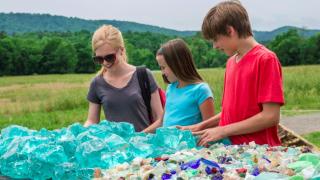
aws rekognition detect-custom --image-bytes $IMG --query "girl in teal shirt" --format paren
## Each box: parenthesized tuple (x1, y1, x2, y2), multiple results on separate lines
(143, 38, 231, 146)
(143, 38, 214, 132)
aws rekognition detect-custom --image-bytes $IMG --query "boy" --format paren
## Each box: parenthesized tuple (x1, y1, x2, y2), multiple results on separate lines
(179, 1, 284, 146)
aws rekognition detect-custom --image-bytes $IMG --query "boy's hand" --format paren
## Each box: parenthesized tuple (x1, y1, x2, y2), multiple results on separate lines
(176, 124, 201, 132)
(193, 126, 226, 147)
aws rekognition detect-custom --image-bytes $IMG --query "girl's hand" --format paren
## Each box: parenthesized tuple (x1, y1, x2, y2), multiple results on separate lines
(193, 126, 226, 147)
(176, 124, 201, 132)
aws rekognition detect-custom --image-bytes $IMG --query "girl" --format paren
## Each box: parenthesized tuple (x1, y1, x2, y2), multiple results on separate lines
(143, 38, 214, 133)
(84, 25, 163, 132)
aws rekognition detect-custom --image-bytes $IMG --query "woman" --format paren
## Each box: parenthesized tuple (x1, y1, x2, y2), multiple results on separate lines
(84, 25, 163, 132)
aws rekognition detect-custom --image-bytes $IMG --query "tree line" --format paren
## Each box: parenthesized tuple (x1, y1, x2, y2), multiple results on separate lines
(0, 29, 319, 76)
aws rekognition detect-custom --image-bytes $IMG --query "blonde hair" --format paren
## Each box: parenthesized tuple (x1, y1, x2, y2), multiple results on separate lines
(91, 25, 127, 75)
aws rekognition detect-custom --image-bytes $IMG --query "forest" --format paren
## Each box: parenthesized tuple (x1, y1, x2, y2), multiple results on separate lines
(0, 29, 319, 75)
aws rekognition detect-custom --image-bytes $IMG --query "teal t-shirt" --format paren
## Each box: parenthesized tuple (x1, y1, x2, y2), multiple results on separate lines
(163, 82, 213, 127)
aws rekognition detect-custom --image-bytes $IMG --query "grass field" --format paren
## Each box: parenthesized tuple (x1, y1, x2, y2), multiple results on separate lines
(0, 65, 319, 146)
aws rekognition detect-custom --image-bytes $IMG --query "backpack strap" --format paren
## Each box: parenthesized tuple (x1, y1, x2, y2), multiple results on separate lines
(136, 66, 152, 121)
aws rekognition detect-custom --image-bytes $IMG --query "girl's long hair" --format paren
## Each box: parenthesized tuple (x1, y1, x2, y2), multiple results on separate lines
(157, 38, 203, 84)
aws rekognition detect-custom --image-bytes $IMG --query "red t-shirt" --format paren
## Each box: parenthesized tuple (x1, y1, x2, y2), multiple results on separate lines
(220, 44, 284, 146)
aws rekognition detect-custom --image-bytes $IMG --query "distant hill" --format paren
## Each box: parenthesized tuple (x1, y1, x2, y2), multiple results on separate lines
(0, 13, 196, 36)
(254, 26, 320, 42)
(0, 13, 320, 41)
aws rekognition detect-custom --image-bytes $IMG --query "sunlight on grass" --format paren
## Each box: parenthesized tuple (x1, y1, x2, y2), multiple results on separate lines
(0, 65, 319, 131)
(303, 132, 320, 148)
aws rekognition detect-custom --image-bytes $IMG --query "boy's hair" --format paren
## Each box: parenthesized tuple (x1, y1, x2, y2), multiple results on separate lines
(202, 0, 253, 41)
(157, 38, 203, 84)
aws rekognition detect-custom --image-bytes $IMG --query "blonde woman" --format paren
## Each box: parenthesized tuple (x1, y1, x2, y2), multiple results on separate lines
(84, 25, 163, 132)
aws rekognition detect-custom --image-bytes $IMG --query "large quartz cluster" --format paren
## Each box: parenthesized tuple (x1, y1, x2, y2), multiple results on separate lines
(0, 121, 197, 179)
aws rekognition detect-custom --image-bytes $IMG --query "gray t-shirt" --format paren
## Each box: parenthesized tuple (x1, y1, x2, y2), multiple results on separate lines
(87, 68, 158, 132)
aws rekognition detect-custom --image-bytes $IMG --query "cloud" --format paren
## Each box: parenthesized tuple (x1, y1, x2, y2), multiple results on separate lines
(0, 0, 319, 31)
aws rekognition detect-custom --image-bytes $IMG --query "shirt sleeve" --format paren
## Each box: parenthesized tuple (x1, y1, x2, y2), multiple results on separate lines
(87, 77, 101, 104)
(146, 68, 158, 93)
(197, 83, 214, 106)
(257, 52, 285, 105)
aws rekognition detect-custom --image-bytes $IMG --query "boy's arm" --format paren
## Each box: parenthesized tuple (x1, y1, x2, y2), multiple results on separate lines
(177, 112, 221, 132)
(225, 103, 280, 135)
(195, 103, 280, 146)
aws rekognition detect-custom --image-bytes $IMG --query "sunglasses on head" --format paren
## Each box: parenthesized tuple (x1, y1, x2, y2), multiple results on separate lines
(92, 53, 116, 64)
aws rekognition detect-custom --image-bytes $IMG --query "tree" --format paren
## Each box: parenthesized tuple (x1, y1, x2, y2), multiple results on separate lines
(0, 37, 15, 75)
(74, 41, 96, 73)
(53, 41, 77, 73)
(206, 50, 227, 67)
(38, 37, 77, 74)
(129, 48, 155, 68)
(0, 31, 7, 39)
(268, 29, 303, 66)
(300, 33, 320, 65)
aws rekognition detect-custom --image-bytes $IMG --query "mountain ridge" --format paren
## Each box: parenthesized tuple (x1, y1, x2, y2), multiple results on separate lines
(1, 12, 319, 41)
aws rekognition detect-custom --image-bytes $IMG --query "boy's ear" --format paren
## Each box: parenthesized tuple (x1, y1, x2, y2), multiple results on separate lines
(226, 26, 237, 37)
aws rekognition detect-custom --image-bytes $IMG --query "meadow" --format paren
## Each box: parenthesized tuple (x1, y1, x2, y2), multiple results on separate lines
(0, 65, 319, 145)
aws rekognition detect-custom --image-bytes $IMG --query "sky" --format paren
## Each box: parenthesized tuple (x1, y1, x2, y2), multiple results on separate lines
(0, 0, 319, 31)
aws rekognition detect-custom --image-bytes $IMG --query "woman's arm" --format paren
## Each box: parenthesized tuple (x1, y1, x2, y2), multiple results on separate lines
(142, 90, 164, 133)
(150, 89, 163, 121)
(142, 115, 163, 133)
(84, 102, 101, 127)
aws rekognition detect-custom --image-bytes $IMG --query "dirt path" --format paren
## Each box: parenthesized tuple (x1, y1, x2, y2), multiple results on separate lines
(280, 113, 320, 135)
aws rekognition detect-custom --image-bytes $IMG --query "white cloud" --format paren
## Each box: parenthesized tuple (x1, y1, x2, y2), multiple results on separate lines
(0, 0, 319, 31)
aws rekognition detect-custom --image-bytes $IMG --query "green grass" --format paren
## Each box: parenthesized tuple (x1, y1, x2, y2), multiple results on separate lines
(282, 65, 320, 111)
(0, 108, 88, 130)
(0, 74, 92, 87)
(303, 132, 320, 148)
(0, 65, 319, 140)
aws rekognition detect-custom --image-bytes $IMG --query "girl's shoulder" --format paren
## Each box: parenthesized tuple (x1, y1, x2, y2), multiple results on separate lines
(167, 81, 178, 89)
(193, 82, 213, 99)
(197, 82, 210, 88)
(190, 82, 210, 90)
(188, 82, 212, 95)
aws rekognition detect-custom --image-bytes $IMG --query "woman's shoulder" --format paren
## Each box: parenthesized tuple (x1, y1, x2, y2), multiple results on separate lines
(135, 66, 152, 75)
(144, 67, 155, 77)
(90, 74, 104, 85)
(93, 74, 103, 80)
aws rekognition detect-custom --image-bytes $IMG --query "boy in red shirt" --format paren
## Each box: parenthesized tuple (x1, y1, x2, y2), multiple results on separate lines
(179, 1, 284, 146)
